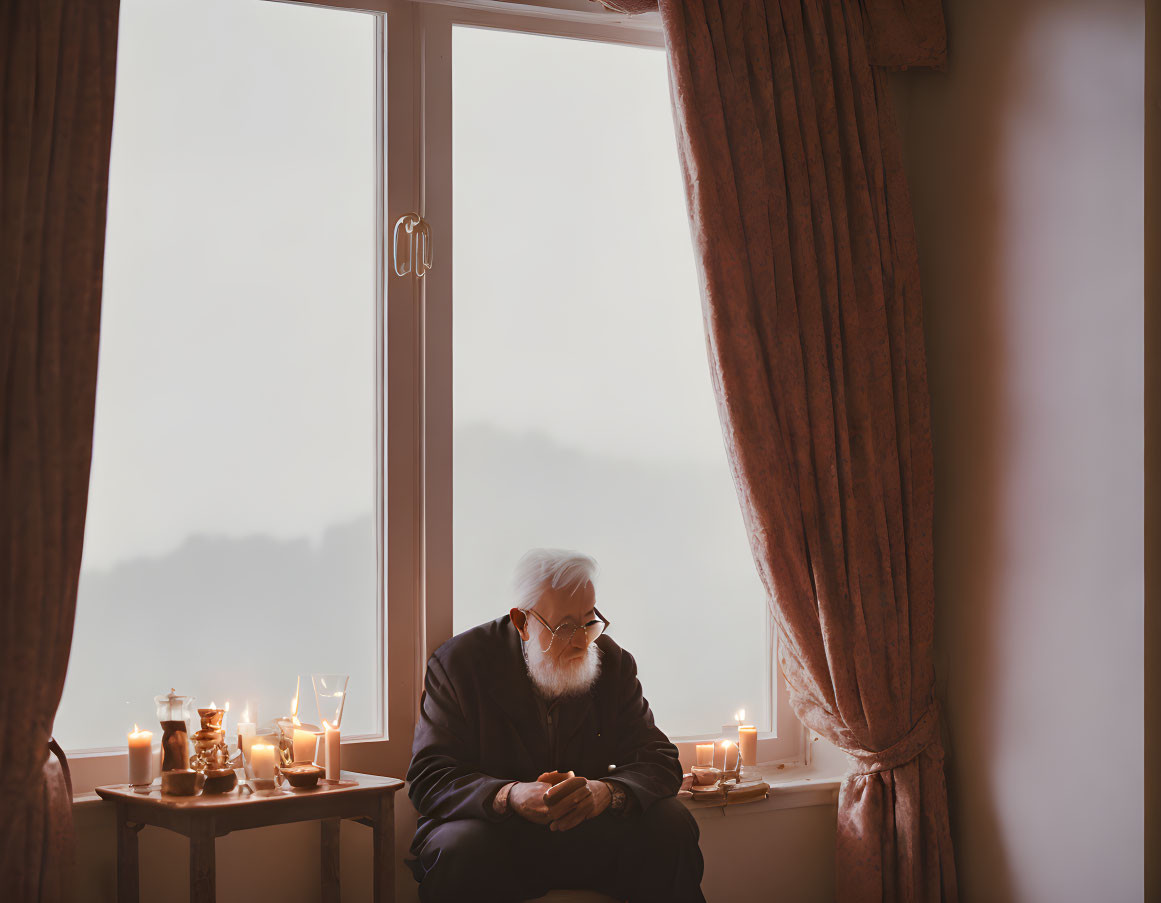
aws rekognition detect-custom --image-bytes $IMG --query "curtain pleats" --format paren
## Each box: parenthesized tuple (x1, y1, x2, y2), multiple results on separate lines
(1, 1, 120, 899)
(657, 0, 956, 899)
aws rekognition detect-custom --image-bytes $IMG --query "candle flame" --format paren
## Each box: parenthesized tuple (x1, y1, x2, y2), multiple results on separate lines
(292, 714, 301, 726)
(721, 740, 733, 749)
(133, 723, 139, 733)
(225, 701, 230, 713)
(322, 719, 332, 731)
(735, 708, 745, 722)
(290, 695, 298, 718)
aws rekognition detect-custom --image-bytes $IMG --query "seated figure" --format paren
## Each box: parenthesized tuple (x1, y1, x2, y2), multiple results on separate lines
(406, 549, 705, 903)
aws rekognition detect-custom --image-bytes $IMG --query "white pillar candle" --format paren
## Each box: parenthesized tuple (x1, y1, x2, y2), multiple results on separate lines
(738, 725, 758, 768)
(251, 743, 277, 781)
(719, 740, 735, 771)
(237, 722, 256, 756)
(324, 722, 341, 781)
(293, 728, 315, 764)
(128, 726, 153, 786)
(695, 743, 715, 766)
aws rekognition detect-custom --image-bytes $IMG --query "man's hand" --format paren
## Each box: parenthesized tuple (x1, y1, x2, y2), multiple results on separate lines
(508, 780, 556, 824)
(536, 770, 574, 786)
(543, 776, 612, 832)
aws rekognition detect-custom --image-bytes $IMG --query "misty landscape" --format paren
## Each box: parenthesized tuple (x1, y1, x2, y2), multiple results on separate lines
(58, 421, 767, 750)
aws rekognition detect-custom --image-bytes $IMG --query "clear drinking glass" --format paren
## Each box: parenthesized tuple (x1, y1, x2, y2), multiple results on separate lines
(312, 674, 349, 729)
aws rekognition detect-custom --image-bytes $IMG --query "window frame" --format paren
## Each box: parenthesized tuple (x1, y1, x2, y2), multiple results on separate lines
(68, 0, 425, 793)
(415, 0, 807, 768)
(67, 0, 804, 794)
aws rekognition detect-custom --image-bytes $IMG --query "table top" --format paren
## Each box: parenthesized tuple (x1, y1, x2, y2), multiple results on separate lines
(95, 770, 403, 811)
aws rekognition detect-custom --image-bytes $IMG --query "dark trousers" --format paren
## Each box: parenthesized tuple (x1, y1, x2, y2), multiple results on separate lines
(408, 796, 706, 903)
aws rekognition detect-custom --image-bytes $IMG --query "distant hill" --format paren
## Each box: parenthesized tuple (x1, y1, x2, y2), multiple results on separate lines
(452, 423, 769, 737)
(57, 423, 768, 749)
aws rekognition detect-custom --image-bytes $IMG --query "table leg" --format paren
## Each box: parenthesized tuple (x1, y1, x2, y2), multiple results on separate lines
(189, 818, 216, 903)
(321, 818, 341, 903)
(372, 794, 395, 903)
(115, 805, 142, 903)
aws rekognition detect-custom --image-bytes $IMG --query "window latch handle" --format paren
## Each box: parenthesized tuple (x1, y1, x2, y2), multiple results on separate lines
(393, 212, 433, 278)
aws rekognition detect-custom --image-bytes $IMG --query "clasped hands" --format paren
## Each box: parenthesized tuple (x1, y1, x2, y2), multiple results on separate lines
(509, 770, 611, 832)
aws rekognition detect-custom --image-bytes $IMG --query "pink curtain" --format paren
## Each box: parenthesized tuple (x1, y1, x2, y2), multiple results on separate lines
(596, 0, 957, 898)
(1, 1, 120, 898)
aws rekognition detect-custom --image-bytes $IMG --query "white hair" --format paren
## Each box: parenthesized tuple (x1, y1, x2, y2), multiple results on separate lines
(512, 548, 598, 611)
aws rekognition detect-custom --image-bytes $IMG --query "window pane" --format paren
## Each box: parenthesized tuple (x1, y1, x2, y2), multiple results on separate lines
(56, 0, 378, 750)
(451, 27, 767, 737)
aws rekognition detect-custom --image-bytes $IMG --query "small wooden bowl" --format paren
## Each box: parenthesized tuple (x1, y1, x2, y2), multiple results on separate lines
(280, 764, 323, 788)
(161, 769, 200, 796)
(690, 765, 723, 787)
(202, 768, 238, 794)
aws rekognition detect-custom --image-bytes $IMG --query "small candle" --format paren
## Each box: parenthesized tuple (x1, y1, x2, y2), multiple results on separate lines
(738, 724, 758, 768)
(251, 743, 277, 781)
(237, 720, 257, 756)
(293, 728, 315, 764)
(695, 743, 715, 766)
(324, 721, 340, 781)
(128, 725, 153, 786)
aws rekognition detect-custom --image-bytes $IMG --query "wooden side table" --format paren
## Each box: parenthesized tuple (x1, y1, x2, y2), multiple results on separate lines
(95, 771, 405, 903)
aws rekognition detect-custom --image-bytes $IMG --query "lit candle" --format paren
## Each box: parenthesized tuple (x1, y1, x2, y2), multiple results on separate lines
(738, 725, 758, 769)
(293, 728, 315, 764)
(719, 740, 735, 772)
(237, 705, 256, 754)
(324, 721, 340, 781)
(128, 725, 153, 786)
(695, 743, 715, 766)
(735, 708, 757, 769)
(251, 743, 277, 781)
(237, 720, 257, 757)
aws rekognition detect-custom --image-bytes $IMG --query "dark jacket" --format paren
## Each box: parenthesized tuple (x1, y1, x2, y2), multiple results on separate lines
(406, 615, 682, 849)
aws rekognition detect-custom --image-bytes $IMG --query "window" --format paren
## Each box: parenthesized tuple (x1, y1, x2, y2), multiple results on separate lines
(62, 0, 804, 782)
(58, 0, 382, 753)
(448, 26, 769, 738)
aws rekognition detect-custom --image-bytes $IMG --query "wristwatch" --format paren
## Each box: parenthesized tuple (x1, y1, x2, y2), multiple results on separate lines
(601, 779, 628, 814)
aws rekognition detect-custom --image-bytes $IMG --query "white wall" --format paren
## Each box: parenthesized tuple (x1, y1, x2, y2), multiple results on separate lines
(901, 1, 1146, 900)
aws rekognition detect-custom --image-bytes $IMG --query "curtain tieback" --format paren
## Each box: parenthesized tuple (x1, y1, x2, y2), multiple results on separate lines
(844, 702, 941, 776)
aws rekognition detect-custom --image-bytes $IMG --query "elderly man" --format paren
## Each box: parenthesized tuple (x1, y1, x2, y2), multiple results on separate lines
(406, 549, 705, 903)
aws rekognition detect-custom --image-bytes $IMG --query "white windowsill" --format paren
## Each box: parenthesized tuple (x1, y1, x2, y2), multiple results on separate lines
(681, 761, 843, 821)
(72, 763, 844, 812)
(74, 743, 850, 815)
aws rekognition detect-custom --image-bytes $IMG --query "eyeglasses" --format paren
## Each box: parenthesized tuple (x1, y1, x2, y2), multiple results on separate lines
(518, 607, 609, 653)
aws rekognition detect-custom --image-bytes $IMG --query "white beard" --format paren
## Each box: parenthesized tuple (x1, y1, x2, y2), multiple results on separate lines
(524, 639, 602, 699)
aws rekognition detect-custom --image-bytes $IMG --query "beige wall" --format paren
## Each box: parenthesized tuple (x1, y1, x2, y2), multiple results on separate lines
(900, 0, 1147, 900)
